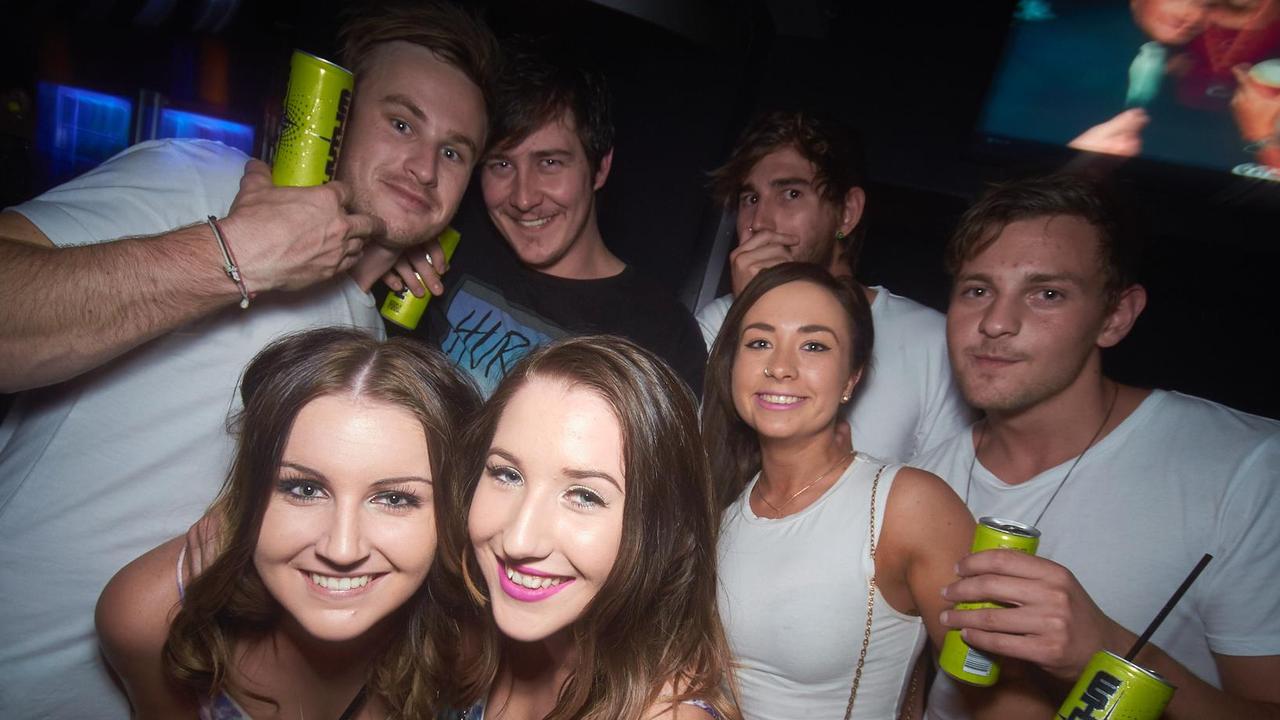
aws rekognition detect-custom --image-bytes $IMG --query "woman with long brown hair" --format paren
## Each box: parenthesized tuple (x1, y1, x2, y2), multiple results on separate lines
(95, 327, 480, 719)
(437, 335, 739, 720)
(703, 263, 979, 719)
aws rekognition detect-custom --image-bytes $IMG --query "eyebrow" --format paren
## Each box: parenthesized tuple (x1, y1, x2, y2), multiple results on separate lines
(381, 93, 478, 155)
(741, 321, 837, 338)
(738, 177, 812, 195)
(487, 447, 624, 494)
(956, 271, 1088, 287)
(279, 462, 431, 487)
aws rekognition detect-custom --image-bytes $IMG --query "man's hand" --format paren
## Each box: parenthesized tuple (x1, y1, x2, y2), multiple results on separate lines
(728, 228, 800, 295)
(1068, 109, 1150, 158)
(217, 159, 386, 294)
(940, 549, 1130, 680)
(1231, 65, 1280, 149)
(381, 236, 448, 298)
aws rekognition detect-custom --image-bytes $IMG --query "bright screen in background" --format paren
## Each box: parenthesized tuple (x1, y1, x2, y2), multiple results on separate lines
(979, 0, 1280, 182)
(157, 109, 254, 155)
(35, 82, 132, 182)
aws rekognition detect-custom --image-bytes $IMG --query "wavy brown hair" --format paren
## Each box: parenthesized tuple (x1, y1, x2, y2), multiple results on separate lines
(163, 327, 481, 718)
(435, 335, 740, 720)
(701, 263, 874, 509)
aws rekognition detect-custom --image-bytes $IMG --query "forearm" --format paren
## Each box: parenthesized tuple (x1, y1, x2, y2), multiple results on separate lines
(1123, 638, 1280, 720)
(0, 225, 242, 391)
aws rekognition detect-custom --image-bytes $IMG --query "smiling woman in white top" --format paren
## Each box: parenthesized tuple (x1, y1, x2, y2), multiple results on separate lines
(702, 263, 982, 720)
(437, 336, 739, 720)
(95, 328, 481, 719)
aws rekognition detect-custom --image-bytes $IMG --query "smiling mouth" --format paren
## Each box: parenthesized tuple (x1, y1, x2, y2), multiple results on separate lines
(303, 571, 383, 596)
(496, 560, 573, 602)
(384, 180, 433, 210)
(756, 393, 806, 408)
(511, 214, 555, 229)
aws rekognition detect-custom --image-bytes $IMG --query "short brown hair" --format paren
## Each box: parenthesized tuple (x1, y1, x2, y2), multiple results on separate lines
(710, 110, 867, 257)
(486, 39, 615, 174)
(339, 1, 499, 105)
(946, 174, 1141, 306)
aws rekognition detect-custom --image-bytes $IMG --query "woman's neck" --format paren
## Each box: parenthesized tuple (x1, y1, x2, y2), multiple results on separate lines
(488, 632, 577, 719)
(757, 428, 849, 497)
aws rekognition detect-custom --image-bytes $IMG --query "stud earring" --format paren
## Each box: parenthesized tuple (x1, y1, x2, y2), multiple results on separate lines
(841, 393, 850, 403)
(836, 230, 846, 240)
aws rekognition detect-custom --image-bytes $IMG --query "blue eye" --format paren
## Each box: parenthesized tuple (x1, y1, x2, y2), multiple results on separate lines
(565, 486, 606, 509)
(801, 341, 829, 352)
(486, 463, 522, 487)
(374, 489, 422, 510)
(277, 478, 326, 503)
(391, 118, 411, 134)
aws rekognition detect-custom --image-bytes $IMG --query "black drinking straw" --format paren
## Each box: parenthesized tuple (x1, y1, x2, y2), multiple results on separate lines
(1125, 553, 1213, 661)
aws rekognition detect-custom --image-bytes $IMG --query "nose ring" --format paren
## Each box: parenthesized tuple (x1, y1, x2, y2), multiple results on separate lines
(763, 367, 774, 378)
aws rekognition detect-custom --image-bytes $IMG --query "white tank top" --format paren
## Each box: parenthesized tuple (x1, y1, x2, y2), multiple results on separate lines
(718, 453, 927, 719)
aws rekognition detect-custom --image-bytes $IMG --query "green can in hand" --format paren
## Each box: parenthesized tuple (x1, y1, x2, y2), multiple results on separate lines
(938, 516, 1041, 686)
(381, 228, 461, 330)
(1056, 650, 1174, 720)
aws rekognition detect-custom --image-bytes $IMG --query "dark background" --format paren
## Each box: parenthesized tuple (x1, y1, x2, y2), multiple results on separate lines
(2, 0, 1277, 418)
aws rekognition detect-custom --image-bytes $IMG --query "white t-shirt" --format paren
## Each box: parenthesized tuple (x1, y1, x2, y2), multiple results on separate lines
(718, 454, 927, 719)
(0, 140, 382, 719)
(914, 390, 1280, 719)
(697, 287, 972, 462)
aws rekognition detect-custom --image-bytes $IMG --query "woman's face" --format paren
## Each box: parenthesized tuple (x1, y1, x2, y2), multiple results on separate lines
(254, 394, 436, 643)
(731, 280, 859, 443)
(469, 377, 625, 644)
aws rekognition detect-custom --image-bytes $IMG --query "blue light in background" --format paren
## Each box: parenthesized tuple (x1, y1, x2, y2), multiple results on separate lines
(36, 82, 133, 180)
(157, 108, 254, 154)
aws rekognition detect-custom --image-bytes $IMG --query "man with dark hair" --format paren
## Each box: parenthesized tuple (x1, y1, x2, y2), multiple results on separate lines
(0, 3, 495, 715)
(917, 174, 1280, 719)
(390, 44, 705, 396)
(695, 110, 971, 462)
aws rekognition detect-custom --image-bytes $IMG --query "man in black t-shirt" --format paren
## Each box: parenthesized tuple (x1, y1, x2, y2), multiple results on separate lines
(387, 44, 705, 397)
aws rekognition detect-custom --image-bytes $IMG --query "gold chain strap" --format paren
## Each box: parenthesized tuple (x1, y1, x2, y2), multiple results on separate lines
(843, 463, 886, 720)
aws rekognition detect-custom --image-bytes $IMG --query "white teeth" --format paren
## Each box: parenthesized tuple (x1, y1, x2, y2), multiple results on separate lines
(760, 393, 802, 405)
(310, 573, 371, 590)
(518, 217, 551, 228)
(504, 566, 564, 590)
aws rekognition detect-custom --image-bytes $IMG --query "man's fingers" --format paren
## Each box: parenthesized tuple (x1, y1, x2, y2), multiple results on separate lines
(345, 212, 385, 241)
(943, 573, 1049, 607)
(395, 257, 428, 297)
(957, 548, 1056, 579)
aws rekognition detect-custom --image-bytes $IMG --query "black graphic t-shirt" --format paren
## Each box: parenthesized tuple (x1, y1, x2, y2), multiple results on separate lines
(407, 230, 706, 399)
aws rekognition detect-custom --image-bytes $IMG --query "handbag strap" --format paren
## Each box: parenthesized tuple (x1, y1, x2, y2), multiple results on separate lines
(843, 463, 887, 720)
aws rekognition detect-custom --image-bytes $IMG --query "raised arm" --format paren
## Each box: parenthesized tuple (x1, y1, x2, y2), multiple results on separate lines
(0, 154, 383, 393)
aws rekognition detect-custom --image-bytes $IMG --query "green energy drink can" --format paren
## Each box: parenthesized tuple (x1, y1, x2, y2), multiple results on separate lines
(939, 517, 1042, 686)
(1056, 651, 1174, 720)
(380, 227, 462, 330)
(272, 50, 353, 187)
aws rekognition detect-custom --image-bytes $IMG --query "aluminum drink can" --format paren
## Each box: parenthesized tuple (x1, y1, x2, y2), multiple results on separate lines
(1055, 650, 1174, 720)
(272, 50, 353, 187)
(938, 516, 1042, 686)
(380, 227, 462, 330)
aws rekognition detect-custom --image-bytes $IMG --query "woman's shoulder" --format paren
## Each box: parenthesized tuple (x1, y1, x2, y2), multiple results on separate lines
(96, 535, 185, 666)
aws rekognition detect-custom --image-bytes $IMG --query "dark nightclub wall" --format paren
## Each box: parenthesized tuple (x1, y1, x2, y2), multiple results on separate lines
(2, 0, 1277, 418)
